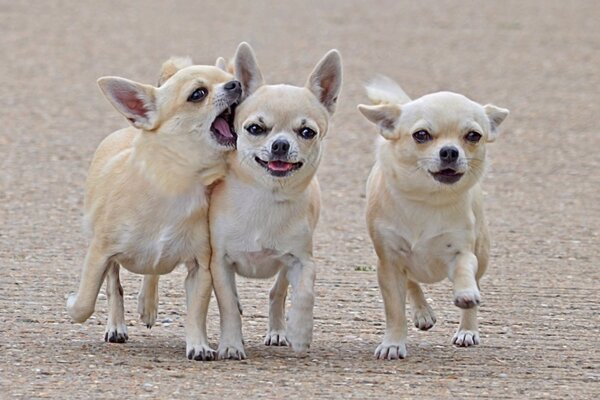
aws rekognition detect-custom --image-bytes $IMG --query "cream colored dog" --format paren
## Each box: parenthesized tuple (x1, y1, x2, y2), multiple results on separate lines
(209, 43, 342, 360)
(358, 76, 508, 360)
(66, 56, 242, 361)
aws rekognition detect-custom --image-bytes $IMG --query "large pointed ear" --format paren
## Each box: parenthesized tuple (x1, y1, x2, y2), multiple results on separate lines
(357, 103, 402, 140)
(306, 50, 342, 114)
(233, 42, 264, 98)
(483, 104, 509, 142)
(97, 77, 159, 131)
(158, 56, 193, 87)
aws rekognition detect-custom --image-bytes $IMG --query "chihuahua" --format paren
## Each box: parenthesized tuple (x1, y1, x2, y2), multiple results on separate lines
(208, 43, 342, 360)
(358, 76, 508, 359)
(66, 56, 242, 361)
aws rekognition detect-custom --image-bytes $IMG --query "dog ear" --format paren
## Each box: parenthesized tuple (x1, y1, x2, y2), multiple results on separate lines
(483, 104, 509, 142)
(158, 56, 193, 87)
(234, 42, 264, 97)
(306, 50, 343, 114)
(215, 57, 228, 72)
(357, 104, 401, 140)
(97, 77, 159, 131)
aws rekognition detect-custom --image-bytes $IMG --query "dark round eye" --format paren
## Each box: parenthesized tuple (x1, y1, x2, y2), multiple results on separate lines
(187, 88, 208, 103)
(298, 127, 317, 139)
(412, 130, 432, 143)
(465, 131, 482, 143)
(246, 124, 266, 135)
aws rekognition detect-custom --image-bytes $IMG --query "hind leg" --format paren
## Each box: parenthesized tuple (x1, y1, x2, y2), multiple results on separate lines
(67, 241, 111, 323)
(407, 280, 436, 331)
(105, 262, 128, 343)
(138, 275, 160, 329)
(264, 270, 289, 346)
(185, 260, 215, 361)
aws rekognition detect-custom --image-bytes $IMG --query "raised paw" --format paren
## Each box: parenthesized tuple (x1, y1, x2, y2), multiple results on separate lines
(217, 343, 246, 360)
(413, 305, 436, 331)
(452, 330, 480, 347)
(104, 324, 128, 343)
(375, 341, 407, 360)
(186, 344, 216, 361)
(137, 296, 158, 329)
(453, 289, 481, 309)
(264, 330, 289, 346)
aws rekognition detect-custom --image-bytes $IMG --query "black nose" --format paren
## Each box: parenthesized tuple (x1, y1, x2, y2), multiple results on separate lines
(271, 139, 290, 157)
(439, 146, 459, 164)
(224, 80, 241, 92)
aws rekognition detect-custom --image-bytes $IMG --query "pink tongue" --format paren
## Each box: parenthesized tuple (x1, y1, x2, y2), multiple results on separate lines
(213, 117, 234, 138)
(268, 161, 294, 171)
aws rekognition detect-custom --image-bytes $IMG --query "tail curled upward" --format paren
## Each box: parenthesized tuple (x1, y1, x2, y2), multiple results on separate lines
(364, 75, 411, 105)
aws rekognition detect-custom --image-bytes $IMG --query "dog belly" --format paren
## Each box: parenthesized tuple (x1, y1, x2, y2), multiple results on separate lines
(229, 250, 284, 279)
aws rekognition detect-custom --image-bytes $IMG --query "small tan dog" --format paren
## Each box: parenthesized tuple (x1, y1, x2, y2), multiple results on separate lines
(208, 43, 342, 359)
(66, 56, 242, 361)
(358, 76, 508, 360)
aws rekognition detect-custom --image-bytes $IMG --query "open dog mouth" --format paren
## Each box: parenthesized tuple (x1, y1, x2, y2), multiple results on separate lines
(255, 157, 303, 177)
(210, 103, 237, 147)
(430, 168, 464, 184)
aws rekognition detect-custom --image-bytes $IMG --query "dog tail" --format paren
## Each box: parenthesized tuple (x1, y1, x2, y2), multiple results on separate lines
(158, 56, 193, 87)
(365, 75, 411, 105)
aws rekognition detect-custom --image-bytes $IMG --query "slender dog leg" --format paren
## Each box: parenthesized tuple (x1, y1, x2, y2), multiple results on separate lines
(264, 271, 289, 346)
(450, 252, 481, 309)
(407, 280, 436, 331)
(105, 262, 128, 343)
(375, 259, 408, 360)
(453, 307, 480, 346)
(285, 255, 316, 354)
(67, 242, 111, 323)
(184, 259, 215, 361)
(212, 253, 246, 360)
(137, 275, 160, 328)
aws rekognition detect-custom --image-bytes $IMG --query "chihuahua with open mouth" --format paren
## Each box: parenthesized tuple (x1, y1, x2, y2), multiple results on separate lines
(358, 76, 508, 360)
(208, 43, 342, 360)
(66, 55, 242, 361)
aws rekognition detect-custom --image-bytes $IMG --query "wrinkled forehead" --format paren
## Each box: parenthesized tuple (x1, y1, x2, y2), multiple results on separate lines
(238, 84, 328, 126)
(402, 92, 488, 131)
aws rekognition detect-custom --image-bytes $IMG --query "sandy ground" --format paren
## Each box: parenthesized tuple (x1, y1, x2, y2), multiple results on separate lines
(1, 1, 599, 398)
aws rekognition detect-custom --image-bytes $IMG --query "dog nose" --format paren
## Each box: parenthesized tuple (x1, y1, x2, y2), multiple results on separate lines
(224, 80, 241, 92)
(439, 146, 459, 163)
(271, 139, 290, 157)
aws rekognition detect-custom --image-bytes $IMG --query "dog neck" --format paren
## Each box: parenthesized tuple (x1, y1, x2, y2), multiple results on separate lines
(131, 132, 226, 194)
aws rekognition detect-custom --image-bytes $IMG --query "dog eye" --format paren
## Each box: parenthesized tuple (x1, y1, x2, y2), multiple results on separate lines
(298, 127, 317, 139)
(465, 131, 482, 143)
(412, 130, 432, 143)
(187, 88, 208, 103)
(246, 124, 266, 135)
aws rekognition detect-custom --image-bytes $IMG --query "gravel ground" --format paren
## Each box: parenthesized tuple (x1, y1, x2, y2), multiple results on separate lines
(1, 1, 599, 398)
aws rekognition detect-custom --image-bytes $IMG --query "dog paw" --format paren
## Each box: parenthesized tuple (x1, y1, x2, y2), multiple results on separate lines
(374, 341, 407, 360)
(452, 330, 480, 347)
(453, 289, 481, 309)
(186, 344, 216, 361)
(413, 305, 436, 331)
(137, 295, 158, 329)
(217, 342, 246, 360)
(264, 330, 289, 346)
(104, 323, 128, 343)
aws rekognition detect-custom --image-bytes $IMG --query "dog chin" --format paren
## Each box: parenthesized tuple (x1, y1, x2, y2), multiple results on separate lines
(255, 156, 303, 177)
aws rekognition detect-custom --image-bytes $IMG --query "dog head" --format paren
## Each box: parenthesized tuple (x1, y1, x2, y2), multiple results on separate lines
(98, 57, 243, 159)
(358, 76, 508, 195)
(229, 43, 342, 190)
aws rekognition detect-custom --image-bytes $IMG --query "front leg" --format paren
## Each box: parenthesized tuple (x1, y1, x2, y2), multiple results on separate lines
(284, 255, 316, 355)
(264, 271, 289, 346)
(105, 262, 128, 343)
(211, 253, 246, 360)
(375, 258, 408, 360)
(449, 252, 481, 347)
(184, 259, 215, 361)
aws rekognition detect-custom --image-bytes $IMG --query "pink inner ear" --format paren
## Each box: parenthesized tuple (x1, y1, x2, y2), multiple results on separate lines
(119, 91, 148, 117)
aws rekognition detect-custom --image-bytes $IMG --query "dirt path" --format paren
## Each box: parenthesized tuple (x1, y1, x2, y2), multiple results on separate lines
(1, 1, 598, 398)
